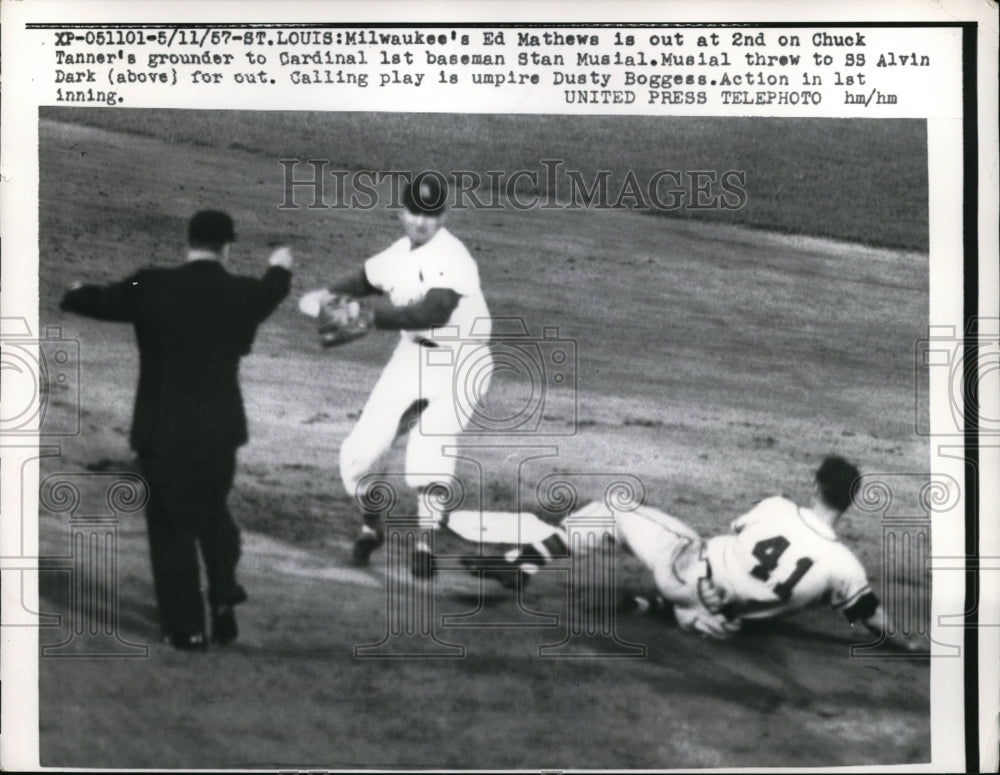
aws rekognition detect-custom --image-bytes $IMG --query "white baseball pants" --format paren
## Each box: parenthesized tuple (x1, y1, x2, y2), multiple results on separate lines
(570, 501, 740, 639)
(339, 336, 490, 497)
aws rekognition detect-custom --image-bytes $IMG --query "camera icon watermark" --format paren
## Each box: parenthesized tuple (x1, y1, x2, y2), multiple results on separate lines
(418, 316, 579, 435)
(0, 318, 81, 437)
(915, 317, 999, 436)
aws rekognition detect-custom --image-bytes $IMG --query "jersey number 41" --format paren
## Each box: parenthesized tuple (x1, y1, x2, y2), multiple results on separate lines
(749, 536, 815, 601)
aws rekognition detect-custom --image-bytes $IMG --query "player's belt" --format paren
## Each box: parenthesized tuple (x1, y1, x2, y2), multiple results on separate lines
(697, 543, 712, 581)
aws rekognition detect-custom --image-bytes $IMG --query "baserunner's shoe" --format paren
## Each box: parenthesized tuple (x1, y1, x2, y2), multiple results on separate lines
(618, 590, 669, 617)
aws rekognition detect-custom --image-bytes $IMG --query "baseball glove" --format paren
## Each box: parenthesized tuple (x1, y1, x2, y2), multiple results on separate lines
(317, 293, 374, 347)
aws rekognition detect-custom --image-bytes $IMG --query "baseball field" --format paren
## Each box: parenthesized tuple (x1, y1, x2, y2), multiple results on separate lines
(35, 108, 931, 768)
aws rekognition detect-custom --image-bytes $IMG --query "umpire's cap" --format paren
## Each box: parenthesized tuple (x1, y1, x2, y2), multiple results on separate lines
(402, 173, 448, 217)
(188, 210, 236, 248)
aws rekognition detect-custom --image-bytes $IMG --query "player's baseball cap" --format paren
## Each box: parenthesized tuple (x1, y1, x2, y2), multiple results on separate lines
(188, 210, 236, 248)
(403, 173, 448, 217)
(815, 455, 861, 512)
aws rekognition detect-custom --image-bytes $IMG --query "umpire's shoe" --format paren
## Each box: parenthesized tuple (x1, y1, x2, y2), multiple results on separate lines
(165, 630, 208, 651)
(211, 605, 239, 645)
(351, 525, 384, 567)
(207, 583, 247, 645)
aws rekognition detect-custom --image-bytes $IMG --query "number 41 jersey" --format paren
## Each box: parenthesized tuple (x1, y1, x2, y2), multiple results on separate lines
(704, 496, 874, 622)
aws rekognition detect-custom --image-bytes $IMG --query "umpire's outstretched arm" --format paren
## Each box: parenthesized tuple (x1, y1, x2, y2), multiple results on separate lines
(60, 276, 141, 322)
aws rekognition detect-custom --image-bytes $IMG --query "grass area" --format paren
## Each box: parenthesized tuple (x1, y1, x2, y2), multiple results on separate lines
(42, 108, 928, 251)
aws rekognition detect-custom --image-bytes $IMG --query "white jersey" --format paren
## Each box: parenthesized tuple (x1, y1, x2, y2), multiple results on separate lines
(364, 226, 490, 344)
(704, 496, 871, 621)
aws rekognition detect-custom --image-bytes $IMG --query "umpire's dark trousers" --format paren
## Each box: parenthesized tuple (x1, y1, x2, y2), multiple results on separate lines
(138, 450, 241, 638)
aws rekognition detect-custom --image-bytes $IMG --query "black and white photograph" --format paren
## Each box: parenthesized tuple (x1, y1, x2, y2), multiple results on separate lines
(1, 2, 997, 772)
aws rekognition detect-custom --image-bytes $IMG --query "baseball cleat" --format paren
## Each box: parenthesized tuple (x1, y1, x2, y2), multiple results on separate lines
(411, 541, 434, 580)
(457, 554, 528, 591)
(351, 526, 384, 567)
(617, 592, 648, 615)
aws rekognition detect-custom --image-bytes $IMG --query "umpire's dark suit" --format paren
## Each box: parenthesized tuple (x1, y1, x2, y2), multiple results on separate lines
(61, 216, 291, 647)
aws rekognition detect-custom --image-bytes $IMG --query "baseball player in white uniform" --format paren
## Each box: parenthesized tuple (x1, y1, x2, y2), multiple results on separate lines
(301, 174, 492, 572)
(567, 456, 922, 650)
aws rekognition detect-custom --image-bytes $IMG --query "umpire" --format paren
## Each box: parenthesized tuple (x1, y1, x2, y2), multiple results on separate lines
(60, 210, 293, 650)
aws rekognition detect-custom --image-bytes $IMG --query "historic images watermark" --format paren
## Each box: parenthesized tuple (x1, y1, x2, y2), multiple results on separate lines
(277, 163, 748, 212)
